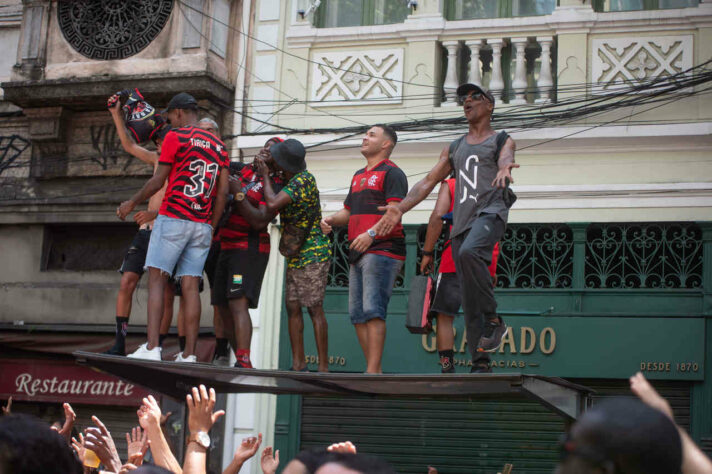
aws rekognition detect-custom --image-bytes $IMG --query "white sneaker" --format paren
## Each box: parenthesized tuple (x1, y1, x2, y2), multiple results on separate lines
(213, 355, 230, 366)
(174, 353, 197, 363)
(127, 343, 162, 361)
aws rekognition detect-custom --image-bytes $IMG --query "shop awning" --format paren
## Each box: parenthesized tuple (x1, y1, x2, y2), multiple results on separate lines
(74, 352, 593, 420)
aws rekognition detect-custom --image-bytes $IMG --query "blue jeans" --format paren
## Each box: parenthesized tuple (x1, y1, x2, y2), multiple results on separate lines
(348, 253, 404, 324)
(144, 215, 213, 278)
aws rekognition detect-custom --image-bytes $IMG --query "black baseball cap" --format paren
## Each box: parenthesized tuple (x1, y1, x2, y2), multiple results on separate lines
(456, 83, 495, 107)
(162, 92, 198, 113)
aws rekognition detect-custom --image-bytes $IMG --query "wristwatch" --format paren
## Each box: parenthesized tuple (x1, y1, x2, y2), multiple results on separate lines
(189, 431, 211, 449)
(367, 229, 376, 239)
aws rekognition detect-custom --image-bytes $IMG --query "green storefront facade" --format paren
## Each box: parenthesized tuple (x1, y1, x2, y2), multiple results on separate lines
(273, 222, 712, 473)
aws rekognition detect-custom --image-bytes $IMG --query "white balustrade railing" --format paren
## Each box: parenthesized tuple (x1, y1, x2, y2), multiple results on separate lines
(441, 36, 556, 106)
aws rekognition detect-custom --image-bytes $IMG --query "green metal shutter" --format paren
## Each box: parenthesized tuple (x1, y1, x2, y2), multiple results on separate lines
(300, 396, 565, 474)
(300, 380, 691, 474)
(572, 379, 691, 431)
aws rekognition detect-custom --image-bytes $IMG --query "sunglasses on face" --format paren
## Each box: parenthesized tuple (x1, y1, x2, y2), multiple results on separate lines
(459, 91, 487, 104)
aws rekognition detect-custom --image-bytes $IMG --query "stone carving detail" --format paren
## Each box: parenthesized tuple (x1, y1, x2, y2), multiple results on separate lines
(311, 49, 403, 106)
(57, 0, 173, 60)
(592, 36, 692, 92)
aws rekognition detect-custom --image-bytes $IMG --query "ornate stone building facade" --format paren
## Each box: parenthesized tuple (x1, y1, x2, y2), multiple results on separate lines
(0, 1, 263, 472)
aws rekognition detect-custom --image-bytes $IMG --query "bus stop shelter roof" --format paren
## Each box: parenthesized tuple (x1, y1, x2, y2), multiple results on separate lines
(74, 352, 592, 420)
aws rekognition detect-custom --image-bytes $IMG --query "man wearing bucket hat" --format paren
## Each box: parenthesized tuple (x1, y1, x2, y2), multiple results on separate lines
(373, 83, 519, 373)
(255, 139, 331, 372)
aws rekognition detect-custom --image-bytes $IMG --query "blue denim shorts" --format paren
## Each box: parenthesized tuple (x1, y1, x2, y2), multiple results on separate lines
(348, 253, 404, 324)
(144, 215, 213, 278)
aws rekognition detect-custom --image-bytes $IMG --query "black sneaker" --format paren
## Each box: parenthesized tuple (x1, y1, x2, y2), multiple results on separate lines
(103, 345, 125, 356)
(470, 361, 492, 374)
(477, 317, 507, 353)
(440, 357, 455, 374)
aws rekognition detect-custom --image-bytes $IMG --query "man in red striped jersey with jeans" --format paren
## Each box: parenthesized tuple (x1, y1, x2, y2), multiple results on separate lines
(321, 124, 407, 374)
(117, 92, 229, 362)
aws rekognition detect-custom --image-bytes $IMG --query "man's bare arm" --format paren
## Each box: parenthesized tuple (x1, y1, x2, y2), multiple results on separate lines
(235, 200, 276, 230)
(420, 183, 451, 275)
(373, 147, 452, 235)
(320, 208, 351, 235)
(108, 101, 157, 166)
(211, 169, 229, 229)
(117, 164, 171, 220)
(492, 137, 519, 189)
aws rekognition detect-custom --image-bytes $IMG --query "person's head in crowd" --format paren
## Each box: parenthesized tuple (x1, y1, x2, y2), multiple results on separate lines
(268, 138, 306, 178)
(256, 136, 284, 171)
(555, 398, 682, 474)
(314, 452, 397, 474)
(198, 117, 220, 137)
(0, 414, 82, 474)
(360, 124, 397, 159)
(162, 92, 199, 128)
(457, 83, 495, 124)
(151, 123, 172, 155)
(281, 448, 325, 474)
(282, 450, 396, 474)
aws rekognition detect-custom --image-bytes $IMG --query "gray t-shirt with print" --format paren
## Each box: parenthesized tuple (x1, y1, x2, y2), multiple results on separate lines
(449, 132, 509, 239)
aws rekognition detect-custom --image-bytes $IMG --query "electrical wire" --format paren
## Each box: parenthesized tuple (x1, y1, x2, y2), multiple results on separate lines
(179, 0, 441, 90)
(176, 2, 370, 129)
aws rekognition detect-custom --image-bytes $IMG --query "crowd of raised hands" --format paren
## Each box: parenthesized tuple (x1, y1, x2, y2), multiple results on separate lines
(0, 385, 283, 474)
(2, 373, 710, 474)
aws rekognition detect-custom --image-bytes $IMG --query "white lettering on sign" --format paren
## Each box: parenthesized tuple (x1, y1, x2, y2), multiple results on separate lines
(14, 373, 135, 398)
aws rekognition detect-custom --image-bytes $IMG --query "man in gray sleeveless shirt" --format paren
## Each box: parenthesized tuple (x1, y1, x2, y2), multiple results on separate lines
(374, 83, 519, 372)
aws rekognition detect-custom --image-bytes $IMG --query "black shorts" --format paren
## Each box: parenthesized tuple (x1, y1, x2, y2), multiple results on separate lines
(203, 240, 221, 289)
(211, 249, 269, 309)
(172, 274, 205, 296)
(430, 272, 461, 317)
(119, 229, 151, 275)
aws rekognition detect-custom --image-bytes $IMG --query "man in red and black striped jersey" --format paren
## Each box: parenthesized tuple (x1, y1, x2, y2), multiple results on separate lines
(117, 92, 229, 362)
(321, 124, 407, 374)
(211, 137, 284, 369)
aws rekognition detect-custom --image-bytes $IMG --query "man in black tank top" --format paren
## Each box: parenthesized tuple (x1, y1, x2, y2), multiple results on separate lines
(373, 83, 519, 373)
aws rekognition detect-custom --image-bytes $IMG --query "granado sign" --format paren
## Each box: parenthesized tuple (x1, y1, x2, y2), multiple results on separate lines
(301, 314, 705, 380)
(0, 359, 151, 406)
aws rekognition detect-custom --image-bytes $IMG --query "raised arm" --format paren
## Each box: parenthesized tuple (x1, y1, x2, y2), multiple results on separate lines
(492, 137, 519, 188)
(255, 160, 292, 213)
(420, 182, 452, 275)
(138, 395, 182, 474)
(117, 164, 171, 220)
(373, 147, 452, 235)
(183, 385, 225, 474)
(108, 95, 157, 166)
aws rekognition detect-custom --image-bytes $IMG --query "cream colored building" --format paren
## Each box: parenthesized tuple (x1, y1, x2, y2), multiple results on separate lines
(239, 0, 712, 470)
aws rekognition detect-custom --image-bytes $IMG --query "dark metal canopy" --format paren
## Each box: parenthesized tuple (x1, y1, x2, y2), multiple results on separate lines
(74, 351, 592, 420)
